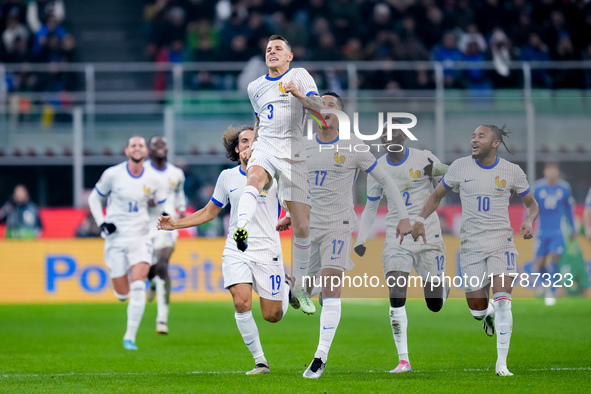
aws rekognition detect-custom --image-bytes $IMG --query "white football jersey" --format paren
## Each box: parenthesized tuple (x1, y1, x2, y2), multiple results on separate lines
(305, 134, 378, 231)
(367, 148, 444, 245)
(442, 156, 531, 254)
(211, 165, 282, 262)
(144, 160, 187, 236)
(94, 162, 167, 240)
(248, 68, 318, 161)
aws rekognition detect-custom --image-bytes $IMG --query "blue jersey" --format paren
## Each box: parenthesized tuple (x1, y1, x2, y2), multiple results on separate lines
(533, 178, 575, 237)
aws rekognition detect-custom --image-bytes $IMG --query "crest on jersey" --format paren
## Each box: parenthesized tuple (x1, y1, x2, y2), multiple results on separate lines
(334, 152, 346, 167)
(257, 189, 269, 204)
(143, 186, 152, 194)
(409, 168, 421, 179)
(495, 176, 507, 192)
(278, 82, 288, 97)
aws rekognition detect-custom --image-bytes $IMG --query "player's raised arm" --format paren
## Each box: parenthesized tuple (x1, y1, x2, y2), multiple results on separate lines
(158, 200, 222, 231)
(283, 68, 323, 112)
(518, 191, 538, 240)
(412, 181, 450, 244)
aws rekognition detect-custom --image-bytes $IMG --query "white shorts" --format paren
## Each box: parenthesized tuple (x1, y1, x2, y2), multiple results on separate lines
(151, 230, 178, 263)
(222, 254, 285, 301)
(460, 248, 519, 292)
(247, 146, 310, 206)
(308, 228, 355, 277)
(382, 242, 446, 281)
(104, 237, 154, 279)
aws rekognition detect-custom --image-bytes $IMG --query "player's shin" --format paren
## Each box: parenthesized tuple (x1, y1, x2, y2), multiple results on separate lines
(389, 305, 409, 363)
(155, 276, 169, 325)
(315, 298, 341, 363)
(124, 280, 147, 343)
(293, 236, 311, 288)
(493, 292, 512, 368)
(235, 310, 267, 366)
(236, 186, 259, 229)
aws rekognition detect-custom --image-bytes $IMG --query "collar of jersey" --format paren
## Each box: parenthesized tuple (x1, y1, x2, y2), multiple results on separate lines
(238, 166, 246, 176)
(265, 68, 291, 81)
(316, 134, 339, 145)
(127, 163, 144, 178)
(150, 160, 167, 172)
(475, 155, 499, 169)
(386, 147, 409, 166)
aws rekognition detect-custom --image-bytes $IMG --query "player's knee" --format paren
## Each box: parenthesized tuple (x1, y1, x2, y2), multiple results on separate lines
(262, 308, 282, 323)
(390, 297, 406, 308)
(425, 297, 443, 312)
(292, 223, 310, 238)
(233, 298, 251, 313)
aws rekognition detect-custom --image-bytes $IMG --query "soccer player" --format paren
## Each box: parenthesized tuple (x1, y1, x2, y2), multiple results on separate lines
(354, 121, 449, 374)
(233, 34, 323, 314)
(299, 92, 412, 379)
(144, 136, 187, 334)
(157, 125, 290, 375)
(88, 136, 167, 350)
(411, 125, 539, 376)
(532, 162, 575, 305)
(585, 187, 591, 242)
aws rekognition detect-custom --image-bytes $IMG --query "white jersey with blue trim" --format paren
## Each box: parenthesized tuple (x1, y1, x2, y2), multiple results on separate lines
(94, 162, 167, 240)
(248, 67, 319, 161)
(367, 148, 444, 245)
(144, 160, 187, 237)
(441, 156, 531, 254)
(211, 165, 282, 262)
(305, 134, 378, 231)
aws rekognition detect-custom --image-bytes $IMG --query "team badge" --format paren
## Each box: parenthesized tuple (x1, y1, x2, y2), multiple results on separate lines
(495, 176, 507, 192)
(278, 82, 289, 97)
(143, 186, 152, 194)
(334, 152, 346, 167)
(409, 168, 422, 183)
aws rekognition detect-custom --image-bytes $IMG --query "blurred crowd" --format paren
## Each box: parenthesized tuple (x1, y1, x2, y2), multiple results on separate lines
(0, 0, 76, 93)
(143, 0, 591, 90)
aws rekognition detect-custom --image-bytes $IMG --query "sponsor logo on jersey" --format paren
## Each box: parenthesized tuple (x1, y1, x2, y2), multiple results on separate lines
(495, 176, 507, 192)
(334, 152, 346, 167)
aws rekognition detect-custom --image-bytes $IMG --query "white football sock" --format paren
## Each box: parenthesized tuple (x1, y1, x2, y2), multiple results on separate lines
(236, 186, 259, 229)
(293, 236, 311, 288)
(314, 297, 341, 363)
(470, 303, 492, 321)
(155, 276, 169, 324)
(493, 292, 512, 367)
(235, 310, 266, 365)
(390, 306, 409, 362)
(123, 280, 146, 342)
(281, 278, 289, 318)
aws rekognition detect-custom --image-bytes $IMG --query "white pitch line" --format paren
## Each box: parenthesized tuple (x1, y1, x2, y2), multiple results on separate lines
(2, 367, 589, 379)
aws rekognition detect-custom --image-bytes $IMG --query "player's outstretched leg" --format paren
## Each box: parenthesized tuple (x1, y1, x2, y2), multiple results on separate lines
(234, 184, 259, 251)
(303, 297, 340, 378)
(291, 201, 314, 314)
(469, 300, 495, 337)
(387, 272, 411, 373)
(123, 279, 147, 350)
(493, 292, 513, 376)
(155, 276, 170, 334)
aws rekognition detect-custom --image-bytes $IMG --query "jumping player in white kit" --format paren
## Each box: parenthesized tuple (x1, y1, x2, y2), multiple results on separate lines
(88, 136, 167, 350)
(144, 135, 187, 335)
(298, 92, 412, 378)
(355, 121, 449, 374)
(233, 34, 323, 314)
(157, 125, 291, 375)
(412, 125, 539, 376)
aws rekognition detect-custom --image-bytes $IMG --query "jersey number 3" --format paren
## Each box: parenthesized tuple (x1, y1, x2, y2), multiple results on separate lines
(267, 104, 274, 119)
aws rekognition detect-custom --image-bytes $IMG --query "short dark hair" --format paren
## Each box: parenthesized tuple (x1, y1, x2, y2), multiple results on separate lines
(149, 135, 167, 148)
(268, 34, 291, 50)
(322, 91, 343, 110)
(222, 125, 253, 162)
(483, 124, 512, 154)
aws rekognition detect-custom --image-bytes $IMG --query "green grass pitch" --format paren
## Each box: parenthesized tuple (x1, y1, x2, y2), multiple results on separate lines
(1, 298, 590, 392)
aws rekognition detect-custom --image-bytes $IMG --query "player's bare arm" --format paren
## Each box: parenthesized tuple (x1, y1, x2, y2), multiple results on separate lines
(240, 117, 259, 163)
(282, 81, 323, 112)
(412, 182, 450, 243)
(158, 200, 222, 230)
(518, 191, 539, 240)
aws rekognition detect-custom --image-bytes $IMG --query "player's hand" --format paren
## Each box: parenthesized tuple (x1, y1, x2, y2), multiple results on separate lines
(240, 147, 253, 162)
(147, 198, 156, 207)
(354, 243, 366, 257)
(276, 216, 291, 231)
(396, 218, 412, 245)
(411, 221, 427, 244)
(157, 215, 177, 231)
(283, 80, 303, 98)
(100, 222, 116, 237)
(423, 158, 434, 177)
(519, 220, 534, 239)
